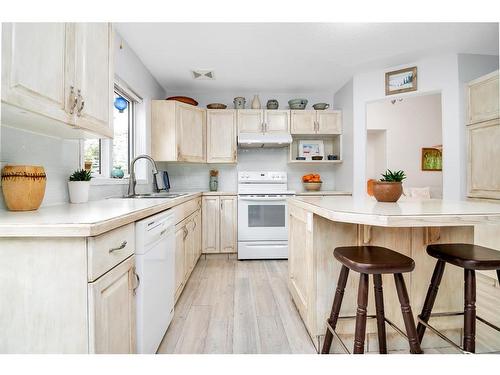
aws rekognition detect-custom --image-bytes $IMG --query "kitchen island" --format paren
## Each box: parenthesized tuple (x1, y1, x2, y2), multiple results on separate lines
(287, 196, 500, 353)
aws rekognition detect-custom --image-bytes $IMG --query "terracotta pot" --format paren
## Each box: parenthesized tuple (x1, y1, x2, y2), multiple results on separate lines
(372, 181, 403, 202)
(1, 165, 46, 211)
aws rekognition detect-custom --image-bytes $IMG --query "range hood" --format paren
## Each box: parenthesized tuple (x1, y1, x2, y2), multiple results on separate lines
(237, 133, 292, 148)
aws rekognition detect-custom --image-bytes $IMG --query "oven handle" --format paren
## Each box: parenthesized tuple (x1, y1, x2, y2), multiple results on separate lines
(238, 196, 293, 201)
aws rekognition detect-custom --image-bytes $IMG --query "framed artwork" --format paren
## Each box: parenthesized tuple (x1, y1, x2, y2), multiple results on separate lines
(298, 140, 324, 159)
(421, 147, 442, 171)
(385, 66, 417, 95)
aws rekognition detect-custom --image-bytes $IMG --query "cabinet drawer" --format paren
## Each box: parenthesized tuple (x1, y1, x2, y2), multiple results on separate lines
(87, 223, 135, 281)
(173, 197, 202, 224)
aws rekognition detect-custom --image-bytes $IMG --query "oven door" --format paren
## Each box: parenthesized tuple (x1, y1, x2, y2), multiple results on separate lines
(238, 195, 289, 241)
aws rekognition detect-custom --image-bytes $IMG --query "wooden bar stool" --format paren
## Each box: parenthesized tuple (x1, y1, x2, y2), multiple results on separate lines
(321, 246, 422, 354)
(417, 243, 500, 353)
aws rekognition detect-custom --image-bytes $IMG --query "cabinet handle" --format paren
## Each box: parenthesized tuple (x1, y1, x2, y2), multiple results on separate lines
(133, 269, 140, 296)
(76, 91, 85, 117)
(109, 240, 127, 253)
(69, 86, 78, 115)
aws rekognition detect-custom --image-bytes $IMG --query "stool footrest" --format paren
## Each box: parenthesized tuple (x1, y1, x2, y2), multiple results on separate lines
(417, 312, 500, 354)
(325, 315, 410, 354)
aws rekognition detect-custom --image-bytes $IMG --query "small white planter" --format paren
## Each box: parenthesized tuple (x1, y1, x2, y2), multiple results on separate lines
(68, 181, 90, 204)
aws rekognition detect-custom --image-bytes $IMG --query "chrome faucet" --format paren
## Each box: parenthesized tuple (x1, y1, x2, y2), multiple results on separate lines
(127, 154, 160, 196)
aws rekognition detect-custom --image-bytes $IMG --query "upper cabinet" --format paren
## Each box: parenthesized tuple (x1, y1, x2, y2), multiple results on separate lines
(151, 100, 206, 162)
(468, 71, 499, 124)
(467, 71, 500, 200)
(237, 109, 290, 134)
(291, 110, 341, 135)
(1, 22, 113, 138)
(207, 109, 237, 163)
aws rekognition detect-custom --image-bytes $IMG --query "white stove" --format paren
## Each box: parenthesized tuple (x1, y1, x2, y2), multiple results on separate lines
(237, 171, 294, 260)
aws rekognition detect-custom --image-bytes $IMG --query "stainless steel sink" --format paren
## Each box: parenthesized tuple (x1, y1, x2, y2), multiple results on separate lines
(123, 192, 189, 199)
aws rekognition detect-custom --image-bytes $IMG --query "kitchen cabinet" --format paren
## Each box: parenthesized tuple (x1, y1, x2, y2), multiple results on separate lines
(88, 255, 137, 354)
(173, 202, 202, 303)
(237, 109, 290, 134)
(207, 109, 237, 163)
(1, 22, 113, 138)
(152, 100, 206, 162)
(202, 195, 237, 254)
(291, 110, 342, 135)
(467, 70, 499, 124)
(467, 71, 500, 200)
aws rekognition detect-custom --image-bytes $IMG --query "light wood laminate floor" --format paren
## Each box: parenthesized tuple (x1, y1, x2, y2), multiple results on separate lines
(157, 255, 316, 354)
(158, 255, 500, 354)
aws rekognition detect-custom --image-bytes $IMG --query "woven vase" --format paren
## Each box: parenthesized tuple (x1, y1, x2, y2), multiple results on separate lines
(1, 165, 47, 211)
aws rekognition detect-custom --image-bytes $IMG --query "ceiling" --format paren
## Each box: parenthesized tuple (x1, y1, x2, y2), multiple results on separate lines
(115, 23, 499, 94)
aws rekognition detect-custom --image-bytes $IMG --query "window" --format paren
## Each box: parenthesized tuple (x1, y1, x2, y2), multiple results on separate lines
(83, 86, 135, 178)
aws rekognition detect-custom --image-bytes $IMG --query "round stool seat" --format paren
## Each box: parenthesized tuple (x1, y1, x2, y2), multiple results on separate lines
(427, 243, 500, 270)
(334, 246, 415, 274)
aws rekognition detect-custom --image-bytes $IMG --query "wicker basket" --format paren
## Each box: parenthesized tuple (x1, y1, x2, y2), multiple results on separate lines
(1, 165, 46, 211)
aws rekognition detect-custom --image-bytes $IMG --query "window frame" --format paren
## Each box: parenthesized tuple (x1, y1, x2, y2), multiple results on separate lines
(81, 79, 141, 184)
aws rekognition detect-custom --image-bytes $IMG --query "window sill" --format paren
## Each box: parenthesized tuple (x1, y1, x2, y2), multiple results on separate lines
(90, 178, 148, 186)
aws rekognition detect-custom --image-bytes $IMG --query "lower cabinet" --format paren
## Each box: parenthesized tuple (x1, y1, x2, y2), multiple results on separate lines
(202, 195, 237, 254)
(174, 208, 202, 303)
(88, 255, 137, 354)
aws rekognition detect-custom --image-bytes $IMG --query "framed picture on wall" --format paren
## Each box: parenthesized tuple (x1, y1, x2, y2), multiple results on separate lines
(385, 66, 417, 95)
(421, 147, 442, 171)
(298, 140, 324, 159)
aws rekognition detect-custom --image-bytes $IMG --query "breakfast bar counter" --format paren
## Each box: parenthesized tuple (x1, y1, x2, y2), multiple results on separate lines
(287, 196, 500, 352)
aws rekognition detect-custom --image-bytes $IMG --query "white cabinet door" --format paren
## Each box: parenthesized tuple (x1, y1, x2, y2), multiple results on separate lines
(1, 23, 74, 124)
(73, 23, 113, 137)
(317, 110, 342, 134)
(468, 71, 499, 124)
(207, 110, 237, 163)
(237, 109, 264, 133)
(88, 256, 136, 354)
(202, 196, 220, 253)
(467, 119, 500, 199)
(220, 196, 237, 253)
(176, 104, 206, 162)
(291, 110, 316, 134)
(193, 210, 202, 259)
(265, 110, 290, 134)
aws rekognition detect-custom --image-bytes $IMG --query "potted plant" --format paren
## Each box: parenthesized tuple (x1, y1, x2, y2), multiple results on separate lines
(372, 169, 406, 202)
(68, 169, 92, 203)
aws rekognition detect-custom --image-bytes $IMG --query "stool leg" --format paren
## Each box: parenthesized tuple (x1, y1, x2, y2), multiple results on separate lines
(417, 260, 446, 343)
(353, 273, 369, 354)
(463, 269, 476, 353)
(496, 269, 500, 285)
(321, 265, 349, 354)
(394, 273, 422, 354)
(373, 274, 387, 354)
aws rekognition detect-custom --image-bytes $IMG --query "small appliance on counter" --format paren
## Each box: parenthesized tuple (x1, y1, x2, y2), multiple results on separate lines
(237, 171, 295, 260)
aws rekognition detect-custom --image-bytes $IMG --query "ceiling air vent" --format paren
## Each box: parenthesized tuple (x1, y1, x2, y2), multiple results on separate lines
(192, 70, 215, 80)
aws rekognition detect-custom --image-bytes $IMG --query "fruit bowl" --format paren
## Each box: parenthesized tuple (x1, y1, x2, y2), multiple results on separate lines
(303, 182, 322, 191)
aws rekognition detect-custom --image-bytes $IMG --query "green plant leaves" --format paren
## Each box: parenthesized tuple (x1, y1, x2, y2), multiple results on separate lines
(380, 169, 406, 182)
(69, 169, 92, 182)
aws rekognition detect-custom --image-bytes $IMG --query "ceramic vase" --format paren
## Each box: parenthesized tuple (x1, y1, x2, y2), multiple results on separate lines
(1, 165, 46, 211)
(372, 181, 403, 202)
(68, 181, 90, 204)
(233, 97, 246, 109)
(209, 176, 218, 192)
(111, 166, 124, 179)
(251, 95, 261, 109)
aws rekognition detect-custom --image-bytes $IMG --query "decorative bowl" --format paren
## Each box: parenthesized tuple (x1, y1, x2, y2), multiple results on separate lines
(207, 103, 227, 109)
(312, 156, 323, 160)
(303, 182, 322, 191)
(288, 98, 308, 110)
(266, 99, 279, 109)
(166, 96, 198, 106)
(313, 103, 330, 110)
(372, 181, 403, 202)
(295, 156, 306, 160)
(1, 165, 46, 211)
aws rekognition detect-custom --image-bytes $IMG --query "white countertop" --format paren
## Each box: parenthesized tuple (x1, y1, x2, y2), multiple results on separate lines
(0, 193, 202, 237)
(289, 196, 500, 227)
(295, 191, 351, 196)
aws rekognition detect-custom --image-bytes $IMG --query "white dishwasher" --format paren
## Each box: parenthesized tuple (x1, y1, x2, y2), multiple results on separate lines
(135, 210, 175, 354)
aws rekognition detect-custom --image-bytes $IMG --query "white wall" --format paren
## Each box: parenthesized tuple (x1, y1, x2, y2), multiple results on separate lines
(333, 79, 353, 192)
(0, 30, 166, 208)
(366, 94, 443, 197)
